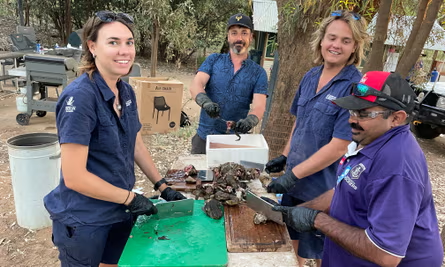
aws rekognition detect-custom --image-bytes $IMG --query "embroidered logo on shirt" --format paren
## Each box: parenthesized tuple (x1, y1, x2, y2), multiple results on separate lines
(350, 163, 366, 179)
(65, 96, 76, 112)
(326, 94, 337, 101)
(126, 100, 132, 107)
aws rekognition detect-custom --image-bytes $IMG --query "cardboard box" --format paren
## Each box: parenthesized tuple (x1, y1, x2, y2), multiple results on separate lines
(206, 134, 269, 171)
(130, 77, 183, 135)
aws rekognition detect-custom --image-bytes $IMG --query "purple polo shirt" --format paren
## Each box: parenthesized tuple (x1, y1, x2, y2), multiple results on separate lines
(323, 125, 443, 266)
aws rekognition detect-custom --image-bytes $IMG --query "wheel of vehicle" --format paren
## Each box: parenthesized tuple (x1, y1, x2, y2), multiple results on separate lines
(36, 111, 47, 117)
(410, 123, 441, 139)
(16, 113, 30, 126)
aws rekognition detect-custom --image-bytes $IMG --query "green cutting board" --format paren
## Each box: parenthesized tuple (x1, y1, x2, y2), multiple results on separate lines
(119, 200, 228, 267)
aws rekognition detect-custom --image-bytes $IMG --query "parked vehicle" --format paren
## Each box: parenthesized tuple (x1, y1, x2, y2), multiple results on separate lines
(410, 82, 445, 139)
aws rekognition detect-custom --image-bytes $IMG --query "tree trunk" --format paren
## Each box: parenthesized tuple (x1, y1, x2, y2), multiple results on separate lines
(203, 21, 210, 57)
(441, 224, 445, 254)
(151, 20, 160, 77)
(396, 0, 443, 77)
(362, 0, 392, 73)
(17, 0, 24, 26)
(24, 0, 30, 26)
(398, 0, 428, 64)
(263, 2, 329, 158)
(64, 0, 72, 45)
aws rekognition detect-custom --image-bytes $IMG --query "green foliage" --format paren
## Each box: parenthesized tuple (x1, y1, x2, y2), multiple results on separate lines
(15, 0, 248, 66)
(197, 55, 206, 68)
(171, 120, 198, 140)
(0, 0, 16, 17)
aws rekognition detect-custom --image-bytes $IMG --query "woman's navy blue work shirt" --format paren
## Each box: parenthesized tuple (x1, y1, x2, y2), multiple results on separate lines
(286, 64, 362, 201)
(44, 71, 141, 226)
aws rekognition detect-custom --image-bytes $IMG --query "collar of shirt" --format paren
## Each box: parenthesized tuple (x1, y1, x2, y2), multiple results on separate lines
(309, 64, 360, 84)
(354, 124, 410, 159)
(92, 71, 125, 102)
(226, 52, 250, 67)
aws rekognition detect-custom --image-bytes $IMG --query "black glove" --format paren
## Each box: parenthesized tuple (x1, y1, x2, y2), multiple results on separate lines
(127, 193, 158, 216)
(272, 206, 321, 232)
(234, 114, 259, 134)
(195, 93, 220, 118)
(265, 155, 287, 174)
(266, 171, 299, 194)
(161, 187, 187, 201)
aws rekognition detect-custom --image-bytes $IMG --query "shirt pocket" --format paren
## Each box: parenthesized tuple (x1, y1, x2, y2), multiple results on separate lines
(312, 101, 339, 138)
(97, 113, 119, 148)
(296, 97, 309, 119)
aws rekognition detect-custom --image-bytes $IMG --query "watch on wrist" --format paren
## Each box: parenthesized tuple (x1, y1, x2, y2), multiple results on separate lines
(154, 178, 167, 191)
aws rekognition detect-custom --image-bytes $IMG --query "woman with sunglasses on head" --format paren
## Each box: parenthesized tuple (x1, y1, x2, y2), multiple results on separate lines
(44, 11, 185, 267)
(265, 10, 369, 267)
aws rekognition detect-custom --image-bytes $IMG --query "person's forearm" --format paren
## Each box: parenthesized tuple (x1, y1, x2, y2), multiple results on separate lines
(190, 80, 205, 100)
(189, 72, 209, 100)
(282, 120, 296, 156)
(299, 189, 333, 213)
(249, 94, 267, 120)
(315, 213, 401, 267)
(134, 133, 167, 192)
(249, 106, 265, 121)
(64, 170, 131, 205)
(292, 138, 349, 179)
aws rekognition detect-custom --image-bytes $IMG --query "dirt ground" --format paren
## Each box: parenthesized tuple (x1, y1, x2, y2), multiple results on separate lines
(0, 61, 444, 267)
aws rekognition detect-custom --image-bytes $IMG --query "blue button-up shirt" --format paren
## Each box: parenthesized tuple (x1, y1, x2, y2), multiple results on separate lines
(324, 125, 443, 266)
(286, 64, 361, 201)
(197, 53, 268, 139)
(44, 71, 141, 226)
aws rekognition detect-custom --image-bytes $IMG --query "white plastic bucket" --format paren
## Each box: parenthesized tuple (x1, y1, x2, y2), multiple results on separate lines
(19, 87, 27, 95)
(7, 133, 60, 230)
(15, 95, 28, 113)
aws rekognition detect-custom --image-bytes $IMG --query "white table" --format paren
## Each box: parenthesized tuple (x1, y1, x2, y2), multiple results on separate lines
(171, 154, 298, 267)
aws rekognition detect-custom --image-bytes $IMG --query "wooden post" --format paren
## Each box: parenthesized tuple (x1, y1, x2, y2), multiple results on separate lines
(430, 50, 439, 73)
(150, 21, 159, 77)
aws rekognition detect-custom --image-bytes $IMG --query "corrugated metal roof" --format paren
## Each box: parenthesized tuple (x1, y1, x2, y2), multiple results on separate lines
(252, 0, 278, 33)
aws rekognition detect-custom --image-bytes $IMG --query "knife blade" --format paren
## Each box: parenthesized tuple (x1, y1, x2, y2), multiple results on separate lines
(197, 169, 214, 182)
(245, 189, 284, 225)
(151, 198, 194, 220)
(240, 160, 265, 171)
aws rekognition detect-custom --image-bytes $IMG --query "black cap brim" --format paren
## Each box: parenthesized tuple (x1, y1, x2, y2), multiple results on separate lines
(333, 95, 378, 110)
(227, 23, 252, 30)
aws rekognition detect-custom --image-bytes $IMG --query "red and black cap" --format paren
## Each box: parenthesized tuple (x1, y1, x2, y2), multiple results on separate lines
(227, 13, 253, 31)
(333, 71, 416, 113)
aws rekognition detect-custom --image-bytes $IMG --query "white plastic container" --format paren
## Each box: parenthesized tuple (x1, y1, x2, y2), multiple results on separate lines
(206, 134, 269, 170)
(19, 87, 27, 95)
(15, 95, 28, 113)
(7, 133, 61, 230)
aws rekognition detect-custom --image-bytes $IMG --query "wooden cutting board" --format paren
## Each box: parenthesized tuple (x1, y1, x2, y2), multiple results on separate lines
(224, 204, 292, 253)
(165, 169, 201, 192)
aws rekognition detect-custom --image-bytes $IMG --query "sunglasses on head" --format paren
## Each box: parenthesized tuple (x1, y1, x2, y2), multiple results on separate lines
(95, 11, 134, 24)
(331, 10, 361, 21)
(352, 83, 406, 109)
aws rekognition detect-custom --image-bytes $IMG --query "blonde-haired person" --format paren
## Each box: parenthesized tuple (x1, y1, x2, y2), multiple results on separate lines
(44, 11, 185, 267)
(265, 10, 369, 267)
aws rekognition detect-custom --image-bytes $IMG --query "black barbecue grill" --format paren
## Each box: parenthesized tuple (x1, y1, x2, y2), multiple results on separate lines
(16, 54, 77, 125)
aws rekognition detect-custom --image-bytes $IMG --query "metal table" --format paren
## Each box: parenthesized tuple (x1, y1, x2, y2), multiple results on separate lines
(0, 52, 26, 90)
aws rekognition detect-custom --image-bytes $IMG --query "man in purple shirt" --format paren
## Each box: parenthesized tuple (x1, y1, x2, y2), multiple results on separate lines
(272, 71, 444, 266)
